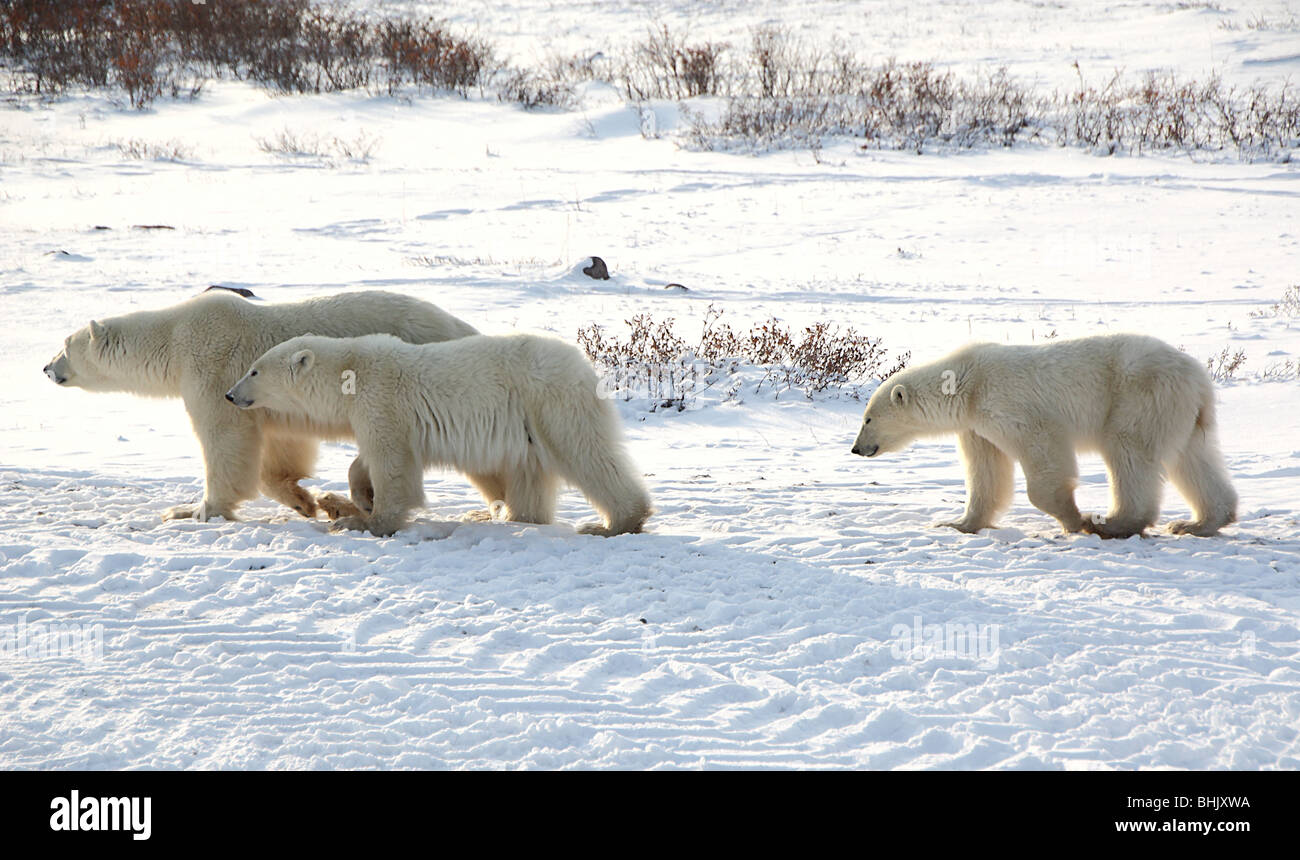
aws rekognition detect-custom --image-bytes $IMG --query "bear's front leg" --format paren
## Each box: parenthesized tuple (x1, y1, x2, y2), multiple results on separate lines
(937, 431, 1015, 533)
(332, 432, 423, 537)
(164, 389, 263, 522)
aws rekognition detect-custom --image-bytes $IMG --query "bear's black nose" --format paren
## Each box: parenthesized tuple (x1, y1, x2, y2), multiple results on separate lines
(225, 392, 235, 403)
(851, 446, 861, 455)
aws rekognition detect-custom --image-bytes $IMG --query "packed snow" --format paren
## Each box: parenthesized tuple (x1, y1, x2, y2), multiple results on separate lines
(1, 0, 1298, 769)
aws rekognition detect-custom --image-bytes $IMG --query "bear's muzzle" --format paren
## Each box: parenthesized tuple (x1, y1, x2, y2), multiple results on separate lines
(225, 389, 254, 409)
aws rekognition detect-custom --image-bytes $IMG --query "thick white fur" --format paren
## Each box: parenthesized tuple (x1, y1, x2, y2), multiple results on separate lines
(851, 334, 1238, 538)
(45, 291, 477, 522)
(227, 333, 653, 538)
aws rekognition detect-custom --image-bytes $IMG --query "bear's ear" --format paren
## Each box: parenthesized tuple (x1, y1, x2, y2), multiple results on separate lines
(88, 320, 120, 356)
(890, 384, 908, 406)
(289, 349, 315, 378)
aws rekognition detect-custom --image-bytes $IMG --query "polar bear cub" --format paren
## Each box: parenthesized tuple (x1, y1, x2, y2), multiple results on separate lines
(851, 333, 1237, 538)
(226, 333, 653, 538)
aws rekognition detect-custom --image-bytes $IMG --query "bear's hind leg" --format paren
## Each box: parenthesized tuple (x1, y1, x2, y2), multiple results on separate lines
(259, 433, 322, 519)
(939, 431, 1014, 533)
(532, 398, 651, 536)
(572, 449, 653, 537)
(554, 443, 651, 537)
(1019, 440, 1086, 534)
(346, 455, 374, 515)
(501, 461, 558, 525)
(1084, 439, 1163, 539)
(462, 472, 508, 522)
(1166, 425, 1237, 536)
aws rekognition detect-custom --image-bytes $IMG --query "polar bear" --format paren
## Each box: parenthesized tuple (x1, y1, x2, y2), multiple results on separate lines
(225, 332, 653, 538)
(850, 334, 1237, 538)
(44, 290, 477, 522)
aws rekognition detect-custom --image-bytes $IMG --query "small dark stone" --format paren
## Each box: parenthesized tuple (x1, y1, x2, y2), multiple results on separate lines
(664, 282, 688, 291)
(582, 256, 609, 280)
(93, 225, 111, 231)
(131, 224, 175, 230)
(205, 285, 256, 298)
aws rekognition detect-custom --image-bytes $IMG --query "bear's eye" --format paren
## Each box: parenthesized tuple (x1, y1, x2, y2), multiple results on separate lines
(250, 370, 258, 377)
(864, 418, 871, 424)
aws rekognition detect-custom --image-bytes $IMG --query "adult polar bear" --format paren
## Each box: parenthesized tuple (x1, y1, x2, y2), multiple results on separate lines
(44, 290, 477, 522)
(225, 332, 653, 537)
(851, 333, 1237, 538)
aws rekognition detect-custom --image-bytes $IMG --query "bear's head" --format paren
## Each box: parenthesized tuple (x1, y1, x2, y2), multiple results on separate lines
(44, 320, 127, 391)
(226, 337, 319, 412)
(851, 377, 920, 458)
(851, 361, 964, 458)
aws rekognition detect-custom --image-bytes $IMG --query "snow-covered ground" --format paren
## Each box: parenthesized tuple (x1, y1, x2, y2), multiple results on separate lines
(1, 0, 1298, 769)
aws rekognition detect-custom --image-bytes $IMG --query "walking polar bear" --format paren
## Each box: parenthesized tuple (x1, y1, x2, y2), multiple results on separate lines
(851, 333, 1237, 538)
(44, 290, 477, 522)
(225, 333, 653, 538)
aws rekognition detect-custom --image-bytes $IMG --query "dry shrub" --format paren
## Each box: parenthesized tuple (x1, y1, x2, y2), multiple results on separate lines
(254, 126, 381, 162)
(1250, 285, 1300, 319)
(693, 52, 1042, 154)
(618, 24, 728, 101)
(113, 137, 191, 160)
(577, 305, 907, 411)
(1205, 347, 1247, 381)
(577, 315, 709, 412)
(377, 17, 493, 96)
(1259, 359, 1299, 381)
(0, 0, 492, 106)
(3, 4, 1295, 159)
(496, 53, 610, 110)
(684, 29, 1296, 159)
(498, 68, 575, 110)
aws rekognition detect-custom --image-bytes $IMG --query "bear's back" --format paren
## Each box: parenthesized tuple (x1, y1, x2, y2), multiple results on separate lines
(280, 291, 477, 344)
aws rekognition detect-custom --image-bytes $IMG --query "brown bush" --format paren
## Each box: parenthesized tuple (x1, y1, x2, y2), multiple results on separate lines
(2, 3, 1294, 158)
(0, 0, 491, 106)
(618, 24, 728, 101)
(378, 17, 493, 96)
(577, 305, 907, 410)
